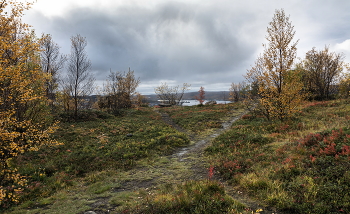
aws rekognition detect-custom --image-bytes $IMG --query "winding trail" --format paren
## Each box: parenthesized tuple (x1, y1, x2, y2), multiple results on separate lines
(84, 109, 282, 214)
(156, 109, 282, 214)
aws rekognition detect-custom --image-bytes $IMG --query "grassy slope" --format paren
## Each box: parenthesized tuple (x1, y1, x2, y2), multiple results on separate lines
(159, 104, 235, 134)
(7, 107, 190, 212)
(7, 104, 246, 213)
(6, 100, 350, 213)
(205, 99, 350, 213)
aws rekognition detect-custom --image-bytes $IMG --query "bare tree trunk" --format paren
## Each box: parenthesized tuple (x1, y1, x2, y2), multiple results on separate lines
(39, 34, 66, 110)
(63, 34, 95, 119)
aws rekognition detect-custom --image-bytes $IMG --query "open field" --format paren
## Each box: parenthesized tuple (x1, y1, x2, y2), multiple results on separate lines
(5, 100, 350, 214)
(7, 103, 249, 213)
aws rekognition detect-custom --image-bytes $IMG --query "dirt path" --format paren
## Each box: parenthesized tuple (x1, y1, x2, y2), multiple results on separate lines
(84, 109, 282, 214)
(156, 109, 281, 214)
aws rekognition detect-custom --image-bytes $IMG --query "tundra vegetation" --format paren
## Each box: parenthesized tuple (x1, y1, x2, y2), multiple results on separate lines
(1, 2, 350, 214)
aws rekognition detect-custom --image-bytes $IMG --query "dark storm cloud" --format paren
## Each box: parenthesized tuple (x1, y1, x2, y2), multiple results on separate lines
(24, 0, 350, 93)
(26, 1, 256, 89)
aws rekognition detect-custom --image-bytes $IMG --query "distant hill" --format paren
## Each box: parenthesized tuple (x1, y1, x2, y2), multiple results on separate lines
(144, 91, 230, 104)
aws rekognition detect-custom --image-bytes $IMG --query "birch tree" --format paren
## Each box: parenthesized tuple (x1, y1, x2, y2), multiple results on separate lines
(245, 9, 305, 120)
(0, 0, 59, 205)
(63, 34, 95, 118)
(39, 34, 66, 106)
(195, 86, 205, 105)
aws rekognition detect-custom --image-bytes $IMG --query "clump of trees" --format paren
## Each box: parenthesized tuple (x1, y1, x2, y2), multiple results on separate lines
(0, 0, 144, 206)
(38, 33, 144, 118)
(229, 82, 248, 102)
(0, 1, 60, 205)
(98, 68, 140, 114)
(239, 9, 350, 120)
(300, 46, 345, 100)
(154, 82, 191, 106)
(245, 9, 305, 120)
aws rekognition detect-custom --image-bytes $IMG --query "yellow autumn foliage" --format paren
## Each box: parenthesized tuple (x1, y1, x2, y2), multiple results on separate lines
(0, 1, 60, 206)
(245, 9, 305, 120)
(339, 68, 350, 98)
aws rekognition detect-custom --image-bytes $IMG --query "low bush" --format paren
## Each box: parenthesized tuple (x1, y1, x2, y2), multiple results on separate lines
(58, 109, 115, 122)
(272, 128, 350, 213)
(128, 180, 246, 214)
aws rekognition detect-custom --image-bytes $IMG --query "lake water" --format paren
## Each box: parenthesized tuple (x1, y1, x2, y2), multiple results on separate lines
(180, 100, 230, 106)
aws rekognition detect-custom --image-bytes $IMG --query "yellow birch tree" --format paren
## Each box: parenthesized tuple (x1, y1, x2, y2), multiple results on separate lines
(0, 1, 59, 206)
(245, 9, 305, 120)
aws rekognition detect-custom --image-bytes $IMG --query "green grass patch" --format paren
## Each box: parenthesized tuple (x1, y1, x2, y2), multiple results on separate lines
(205, 99, 350, 213)
(9, 107, 190, 211)
(5, 104, 247, 213)
(159, 103, 244, 134)
(126, 180, 246, 214)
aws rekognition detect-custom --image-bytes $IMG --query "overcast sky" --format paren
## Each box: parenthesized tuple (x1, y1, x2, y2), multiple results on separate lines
(22, 0, 350, 94)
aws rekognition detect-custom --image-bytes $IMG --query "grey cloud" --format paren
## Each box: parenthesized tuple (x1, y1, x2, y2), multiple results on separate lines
(23, 0, 350, 93)
(25, 3, 258, 91)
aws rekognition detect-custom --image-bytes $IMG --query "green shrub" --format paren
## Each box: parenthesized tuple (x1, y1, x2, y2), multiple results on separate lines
(128, 180, 245, 214)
